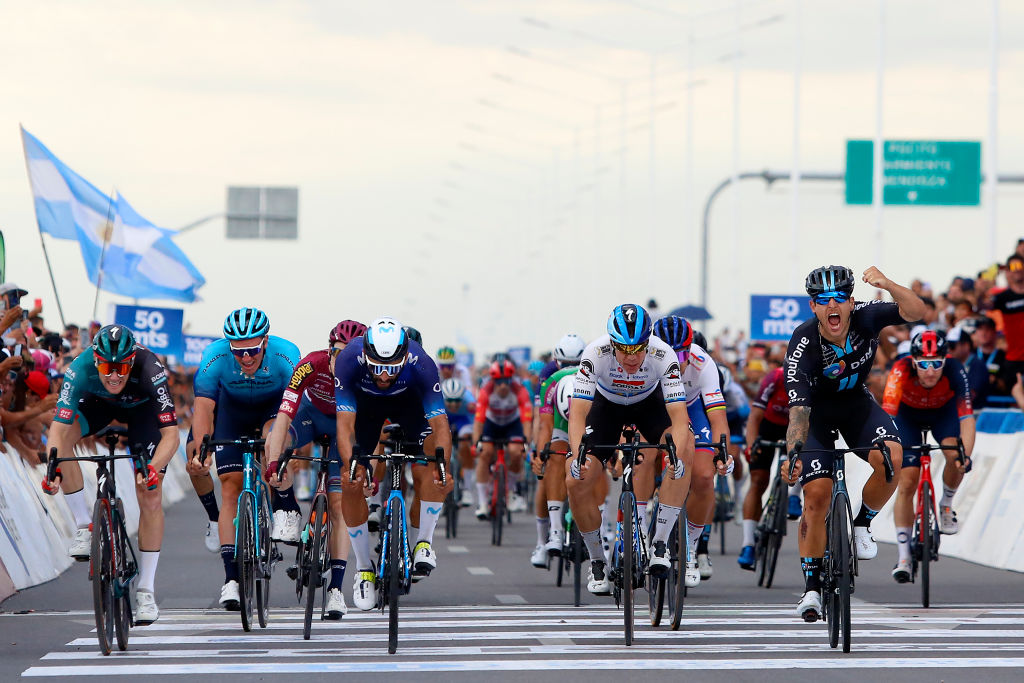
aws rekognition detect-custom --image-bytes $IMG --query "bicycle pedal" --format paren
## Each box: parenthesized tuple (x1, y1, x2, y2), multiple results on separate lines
(286, 564, 299, 581)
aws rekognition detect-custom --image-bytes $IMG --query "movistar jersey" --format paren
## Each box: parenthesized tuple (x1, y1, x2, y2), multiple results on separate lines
(193, 336, 301, 404)
(333, 340, 446, 420)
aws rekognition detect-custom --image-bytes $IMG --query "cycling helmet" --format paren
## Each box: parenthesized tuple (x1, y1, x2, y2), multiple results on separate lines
(528, 360, 545, 375)
(329, 319, 367, 345)
(441, 377, 464, 401)
(489, 359, 516, 380)
(223, 307, 270, 340)
(553, 333, 586, 365)
(692, 330, 708, 351)
(555, 375, 573, 421)
(606, 303, 652, 346)
(717, 365, 732, 390)
(805, 265, 856, 297)
(491, 351, 510, 365)
(93, 324, 137, 363)
(652, 315, 694, 351)
(403, 326, 422, 345)
(910, 329, 947, 358)
(437, 346, 457, 365)
(363, 317, 409, 363)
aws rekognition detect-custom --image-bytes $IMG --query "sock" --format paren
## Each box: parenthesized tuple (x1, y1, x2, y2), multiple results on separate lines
(198, 490, 219, 522)
(582, 529, 604, 562)
(853, 503, 879, 528)
(801, 556, 822, 592)
(547, 501, 564, 539)
(476, 482, 489, 507)
(329, 559, 348, 590)
(896, 526, 912, 562)
(273, 486, 301, 514)
(742, 519, 756, 547)
(653, 504, 681, 544)
(686, 519, 704, 557)
(940, 485, 957, 508)
(636, 501, 648, 531)
(696, 524, 711, 553)
(462, 469, 474, 494)
(416, 501, 442, 544)
(599, 503, 610, 532)
(221, 545, 239, 582)
(65, 489, 92, 528)
(537, 517, 550, 546)
(788, 482, 802, 497)
(507, 469, 522, 494)
(349, 523, 372, 570)
(137, 550, 159, 593)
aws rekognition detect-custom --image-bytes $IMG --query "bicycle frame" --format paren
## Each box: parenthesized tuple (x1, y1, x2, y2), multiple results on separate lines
(237, 442, 273, 565)
(380, 457, 412, 590)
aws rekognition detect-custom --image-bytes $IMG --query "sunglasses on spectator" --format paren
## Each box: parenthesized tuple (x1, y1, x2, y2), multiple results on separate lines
(95, 357, 134, 376)
(913, 358, 945, 371)
(611, 341, 649, 355)
(230, 338, 266, 358)
(813, 291, 851, 305)
(365, 357, 405, 377)
(1010, 260, 1024, 272)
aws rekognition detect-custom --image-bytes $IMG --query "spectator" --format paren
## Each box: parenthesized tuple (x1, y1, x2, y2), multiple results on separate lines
(972, 315, 1010, 407)
(990, 253, 1024, 377)
(946, 327, 988, 408)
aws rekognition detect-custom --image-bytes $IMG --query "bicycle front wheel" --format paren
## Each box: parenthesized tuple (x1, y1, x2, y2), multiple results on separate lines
(571, 523, 583, 608)
(256, 493, 272, 630)
(91, 499, 114, 656)
(920, 482, 933, 609)
(764, 476, 788, 589)
(387, 506, 403, 654)
(491, 465, 506, 546)
(304, 495, 328, 640)
(237, 494, 256, 632)
(111, 503, 131, 651)
(670, 510, 687, 631)
(620, 491, 636, 646)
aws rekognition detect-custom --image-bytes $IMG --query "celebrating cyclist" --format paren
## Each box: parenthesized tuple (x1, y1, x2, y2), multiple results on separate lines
(568, 304, 696, 595)
(46, 325, 179, 625)
(265, 319, 366, 619)
(186, 308, 301, 611)
(334, 317, 452, 611)
(783, 265, 924, 622)
(883, 329, 974, 583)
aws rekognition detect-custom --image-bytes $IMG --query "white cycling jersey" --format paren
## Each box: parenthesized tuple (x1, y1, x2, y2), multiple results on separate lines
(573, 334, 687, 406)
(682, 344, 727, 410)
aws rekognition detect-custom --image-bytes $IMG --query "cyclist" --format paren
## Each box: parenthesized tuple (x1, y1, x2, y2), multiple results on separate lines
(783, 265, 924, 621)
(437, 345, 474, 391)
(45, 325, 179, 625)
(334, 317, 452, 611)
(185, 308, 301, 611)
(568, 304, 697, 595)
(650, 315, 733, 586)
(265, 319, 366, 619)
(473, 358, 533, 518)
(441, 377, 476, 507)
(530, 334, 586, 448)
(883, 329, 974, 582)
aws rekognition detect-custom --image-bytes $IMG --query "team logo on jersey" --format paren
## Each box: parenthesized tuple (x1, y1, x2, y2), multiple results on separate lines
(579, 359, 594, 378)
(666, 361, 681, 380)
(58, 408, 73, 421)
(824, 360, 846, 379)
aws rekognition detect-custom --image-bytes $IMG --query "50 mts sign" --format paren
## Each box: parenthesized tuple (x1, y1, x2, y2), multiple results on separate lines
(750, 295, 807, 342)
(113, 304, 184, 358)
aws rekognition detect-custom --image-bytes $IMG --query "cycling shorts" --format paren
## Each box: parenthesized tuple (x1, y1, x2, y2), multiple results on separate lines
(687, 402, 714, 451)
(76, 397, 167, 473)
(748, 420, 788, 472)
(799, 391, 900, 486)
(447, 413, 474, 440)
(289, 395, 342, 494)
(895, 401, 960, 469)
(552, 427, 569, 444)
(728, 415, 747, 444)
(579, 389, 670, 464)
(352, 390, 431, 463)
(481, 418, 525, 444)
(211, 391, 279, 476)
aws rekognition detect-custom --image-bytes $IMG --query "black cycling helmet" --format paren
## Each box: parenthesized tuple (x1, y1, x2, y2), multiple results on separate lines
(805, 265, 856, 297)
(402, 326, 422, 345)
(93, 324, 137, 363)
(910, 329, 947, 358)
(692, 330, 708, 351)
(652, 315, 693, 352)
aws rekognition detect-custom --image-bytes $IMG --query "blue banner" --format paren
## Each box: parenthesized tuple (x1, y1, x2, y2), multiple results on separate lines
(113, 304, 184, 358)
(182, 335, 219, 368)
(750, 295, 809, 342)
(506, 346, 531, 367)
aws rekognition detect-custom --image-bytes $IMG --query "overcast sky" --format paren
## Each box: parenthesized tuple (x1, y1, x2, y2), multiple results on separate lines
(2, 0, 1022, 356)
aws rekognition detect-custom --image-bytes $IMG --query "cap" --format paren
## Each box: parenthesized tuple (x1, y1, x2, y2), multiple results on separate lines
(976, 315, 997, 329)
(945, 327, 963, 344)
(962, 278, 976, 292)
(0, 283, 28, 298)
(24, 370, 49, 399)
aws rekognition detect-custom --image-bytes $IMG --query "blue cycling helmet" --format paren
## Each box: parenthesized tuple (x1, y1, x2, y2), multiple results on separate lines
(652, 315, 693, 351)
(607, 304, 652, 346)
(223, 307, 270, 340)
(528, 360, 545, 375)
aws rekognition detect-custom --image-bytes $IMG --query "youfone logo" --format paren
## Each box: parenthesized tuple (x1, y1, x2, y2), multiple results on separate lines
(824, 360, 846, 379)
(786, 337, 809, 383)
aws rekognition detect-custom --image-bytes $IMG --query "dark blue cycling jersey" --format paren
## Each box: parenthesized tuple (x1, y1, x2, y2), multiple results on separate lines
(333, 340, 446, 420)
(193, 336, 301, 404)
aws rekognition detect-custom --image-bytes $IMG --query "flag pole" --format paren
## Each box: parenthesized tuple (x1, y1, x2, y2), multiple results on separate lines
(20, 124, 67, 328)
(91, 190, 116, 322)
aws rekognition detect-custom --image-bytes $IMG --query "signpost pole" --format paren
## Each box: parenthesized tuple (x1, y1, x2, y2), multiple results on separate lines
(873, 0, 886, 269)
(791, 0, 803, 291)
(986, 0, 1000, 265)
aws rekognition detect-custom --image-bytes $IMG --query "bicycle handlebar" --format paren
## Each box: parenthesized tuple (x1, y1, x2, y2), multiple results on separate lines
(536, 441, 568, 481)
(46, 433, 150, 488)
(695, 434, 728, 465)
(277, 435, 333, 471)
(198, 434, 266, 465)
(348, 446, 447, 487)
(785, 441, 895, 483)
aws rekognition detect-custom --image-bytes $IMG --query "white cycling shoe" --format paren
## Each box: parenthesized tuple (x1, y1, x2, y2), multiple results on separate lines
(353, 569, 378, 611)
(219, 580, 240, 611)
(531, 545, 548, 568)
(853, 526, 877, 560)
(475, 502, 490, 520)
(69, 527, 91, 561)
(271, 510, 302, 543)
(684, 560, 701, 588)
(545, 531, 563, 557)
(939, 506, 959, 535)
(459, 489, 474, 507)
(204, 521, 220, 553)
(324, 588, 347, 620)
(696, 552, 713, 580)
(413, 541, 437, 576)
(587, 560, 611, 595)
(798, 590, 822, 622)
(134, 590, 159, 625)
(508, 493, 527, 513)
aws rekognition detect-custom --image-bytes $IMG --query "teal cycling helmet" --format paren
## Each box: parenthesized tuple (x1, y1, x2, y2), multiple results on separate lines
(93, 324, 137, 363)
(224, 307, 270, 340)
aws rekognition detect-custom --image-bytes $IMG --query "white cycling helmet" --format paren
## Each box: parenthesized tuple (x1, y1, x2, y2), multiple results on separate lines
(441, 377, 464, 401)
(363, 316, 408, 363)
(553, 333, 585, 365)
(555, 375, 574, 421)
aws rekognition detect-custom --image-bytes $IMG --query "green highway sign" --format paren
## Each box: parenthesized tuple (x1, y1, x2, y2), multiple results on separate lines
(845, 139, 981, 206)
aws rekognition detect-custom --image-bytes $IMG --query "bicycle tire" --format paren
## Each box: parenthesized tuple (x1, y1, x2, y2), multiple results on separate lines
(293, 539, 307, 604)
(555, 546, 565, 587)
(304, 495, 328, 640)
(256, 492, 272, 630)
(621, 491, 636, 646)
(237, 494, 255, 632)
(571, 522, 583, 607)
(91, 499, 114, 656)
(920, 481, 932, 609)
(670, 511, 687, 630)
(492, 465, 506, 546)
(836, 499, 853, 653)
(111, 506, 131, 651)
(764, 476, 788, 589)
(755, 485, 775, 587)
(387, 504, 402, 654)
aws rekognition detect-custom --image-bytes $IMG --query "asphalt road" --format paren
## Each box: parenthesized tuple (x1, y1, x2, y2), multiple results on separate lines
(2, 483, 1023, 682)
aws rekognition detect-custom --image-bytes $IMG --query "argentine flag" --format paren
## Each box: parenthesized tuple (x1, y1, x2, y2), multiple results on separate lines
(21, 126, 205, 302)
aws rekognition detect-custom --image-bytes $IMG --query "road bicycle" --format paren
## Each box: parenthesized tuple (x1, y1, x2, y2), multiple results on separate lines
(443, 438, 462, 540)
(350, 423, 447, 654)
(199, 433, 279, 632)
(790, 438, 894, 653)
(46, 427, 144, 655)
(279, 434, 334, 639)
(482, 438, 515, 546)
(754, 439, 790, 589)
(538, 442, 586, 606)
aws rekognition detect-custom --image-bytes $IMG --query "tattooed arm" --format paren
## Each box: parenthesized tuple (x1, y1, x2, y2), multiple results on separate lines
(783, 407, 810, 484)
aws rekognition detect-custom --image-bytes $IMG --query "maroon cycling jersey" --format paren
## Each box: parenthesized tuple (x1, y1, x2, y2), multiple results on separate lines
(752, 367, 790, 426)
(279, 349, 334, 418)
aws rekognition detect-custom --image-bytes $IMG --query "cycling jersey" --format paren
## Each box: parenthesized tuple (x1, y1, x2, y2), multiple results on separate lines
(279, 349, 334, 418)
(333, 339, 445, 420)
(573, 334, 686, 406)
(681, 344, 725, 411)
(991, 288, 1024, 362)
(882, 356, 972, 419)
(539, 366, 576, 434)
(193, 336, 301, 405)
(752, 367, 790, 426)
(785, 301, 905, 404)
(474, 378, 533, 426)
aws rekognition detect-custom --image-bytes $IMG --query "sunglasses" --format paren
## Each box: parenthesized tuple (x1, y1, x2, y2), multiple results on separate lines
(230, 339, 266, 358)
(366, 357, 405, 377)
(95, 357, 134, 376)
(813, 291, 851, 305)
(677, 347, 691, 363)
(611, 341, 649, 355)
(1010, 261, 1024, 272)
(914, 358, 945, 371)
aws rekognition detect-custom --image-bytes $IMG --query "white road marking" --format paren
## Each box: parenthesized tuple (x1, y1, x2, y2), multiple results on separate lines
(446, 545, 469, 553)
(466, 566, 493, 575)
(495, 594, 527, 604)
